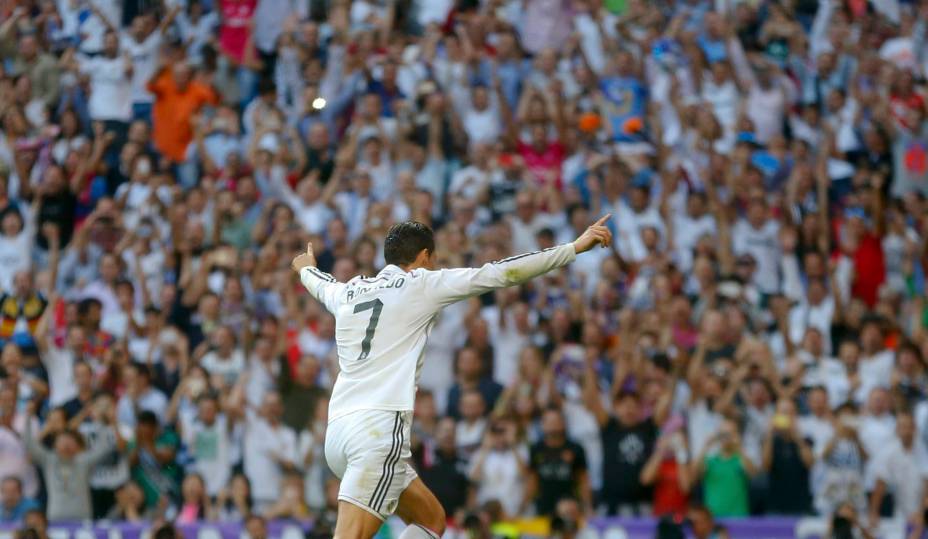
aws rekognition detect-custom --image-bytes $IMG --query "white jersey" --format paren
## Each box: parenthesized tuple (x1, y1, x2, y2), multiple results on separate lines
(300, 243, 577, 422)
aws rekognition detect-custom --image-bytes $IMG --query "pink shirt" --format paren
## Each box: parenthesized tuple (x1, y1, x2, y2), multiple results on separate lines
(219, 0, 256, 63)
(517, 140, 565, 191)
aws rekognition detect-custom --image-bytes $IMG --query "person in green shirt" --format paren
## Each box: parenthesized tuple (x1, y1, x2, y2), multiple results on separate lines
(691, 418, 756, 517)
(127, 411, 181, 509)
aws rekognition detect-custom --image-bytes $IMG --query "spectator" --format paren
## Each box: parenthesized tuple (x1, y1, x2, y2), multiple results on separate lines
(446, 346, 503, 420)
(528, 407, 592, 516)
(640, 425, 691, 520)
(106, 480, 148, 522)
(74, 391, 129, 518)
(127, 410, 180, 510)
(175, 473, 214, 523)
(868, 412, 925, 528)
(0, 476, 38, 524)
(278, 354, 325, 432)
(240, 391, 298, 512)
(691, 418, 756, 518)
(147, 60, 219, 163)
(761, 398, 813, 515)
(23, 408, 114, 520)
(175, 391, 233, 499)
(469, 418, 528, 518)
(117, 362, 168, 428)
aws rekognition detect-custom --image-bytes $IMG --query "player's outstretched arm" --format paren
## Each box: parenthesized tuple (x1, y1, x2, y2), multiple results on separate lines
(291, 242, 345, 313)
(423, 215, 613, 305)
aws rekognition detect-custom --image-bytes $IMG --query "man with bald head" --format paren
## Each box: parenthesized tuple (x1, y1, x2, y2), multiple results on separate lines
(147, 56, 219, 163)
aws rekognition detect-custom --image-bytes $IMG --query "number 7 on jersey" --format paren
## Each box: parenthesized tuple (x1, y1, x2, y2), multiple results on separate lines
(353, 298, 383, 361)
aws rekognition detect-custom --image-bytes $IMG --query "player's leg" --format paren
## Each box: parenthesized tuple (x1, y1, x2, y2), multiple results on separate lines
(395, 477, 447, 538)
(333, 501, 385, 539)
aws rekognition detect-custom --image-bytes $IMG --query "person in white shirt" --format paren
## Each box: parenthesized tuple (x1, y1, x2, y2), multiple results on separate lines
(67, 32, 133, 126)
(614, 172, 665, 263)
(120, 11, 179, 120)
(0, 206, 35, 293)
(116, 362, 169, 428)
(35, 322, 84, 408)
(788, 279, 836, 354)
(855, 318, 896, 404)
(180, 393, 234, 498)
(669, 191, 716, 273)
(798, 329, 850, 409)
(469, 419, 528, 518)
(269, 172, 335, 235)
(242, 391, 298, 512)
(291, 217, 612, 538)
(869, 412, 928, 528)
(731, 197, 781, 295)
(858, 388, 897, 460)
(198, 326, 246, 387)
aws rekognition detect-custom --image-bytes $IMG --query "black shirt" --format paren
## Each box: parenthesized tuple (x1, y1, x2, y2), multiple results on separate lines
(600, 417, 657, 505)
(37, 191, 77, 248)
(529, 439, 588, 516)
(767, 434, 812, 515)
(418, 447, 470, 515)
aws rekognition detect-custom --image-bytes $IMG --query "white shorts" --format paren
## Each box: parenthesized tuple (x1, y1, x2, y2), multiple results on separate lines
(325, 409, 417, 520)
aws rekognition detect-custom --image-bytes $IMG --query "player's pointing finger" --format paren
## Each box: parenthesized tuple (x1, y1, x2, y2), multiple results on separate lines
(306, 242, 314, 255)
(593, 214, 612, 227)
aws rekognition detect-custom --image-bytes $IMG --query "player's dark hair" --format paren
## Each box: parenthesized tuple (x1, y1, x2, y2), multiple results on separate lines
(383, 221, 434, 267)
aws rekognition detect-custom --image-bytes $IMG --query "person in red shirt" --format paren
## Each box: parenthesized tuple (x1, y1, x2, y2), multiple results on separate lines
(641, 428, 691, 519)
(889, 70, 926, 131)
(840, 206, 886, 308)
(516, 124, 566, 191)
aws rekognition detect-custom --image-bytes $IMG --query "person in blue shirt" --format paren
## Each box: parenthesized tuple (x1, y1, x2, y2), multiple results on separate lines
(0, 476, 39, 524)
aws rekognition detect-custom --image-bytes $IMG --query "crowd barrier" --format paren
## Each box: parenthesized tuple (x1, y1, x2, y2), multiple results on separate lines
(0, 516, 812, 539)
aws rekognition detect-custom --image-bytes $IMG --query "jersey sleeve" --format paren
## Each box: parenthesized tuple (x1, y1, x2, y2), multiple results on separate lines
(420, 243, 577, 306)
(299, 266, 346, 313)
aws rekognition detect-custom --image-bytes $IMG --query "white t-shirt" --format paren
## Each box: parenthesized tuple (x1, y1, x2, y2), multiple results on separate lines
(798, 414, 835, 458)
(732, 218, 781, 294)
(481, 306, 531, 387)
(471, 447, 528, 516)
(449, 166, 491, 201)
(78, 55, 132, 122)
(859, 414, 897, 461)
(41, 345, 78, 407)
(120, 31, 162, 105)
(788, 297, 835, 354)
(181, 414, 233, 496)
(872, 439, 928, 519)
(298, 243, 577, 421)
(614, 201, 665, 262)
(116, 387, 168, 427)
(856, 350, 895, 404)
(200, 349, 246, 386)
(243, 411, 298, 502)
(672, 213, 716, 272)
(0, 231, 32, 293)
(746, 84, 787, 143)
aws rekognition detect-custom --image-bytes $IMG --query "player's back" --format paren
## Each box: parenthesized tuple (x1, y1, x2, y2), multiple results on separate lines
(326, 264, 439, 421)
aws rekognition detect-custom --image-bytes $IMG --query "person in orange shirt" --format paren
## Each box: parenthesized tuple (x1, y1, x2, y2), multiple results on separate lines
(147, 61, 219, 163)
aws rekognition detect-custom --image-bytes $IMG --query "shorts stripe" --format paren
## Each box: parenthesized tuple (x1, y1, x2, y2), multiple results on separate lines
(373, 414, 404, 511)
(368, 412, 401, 509)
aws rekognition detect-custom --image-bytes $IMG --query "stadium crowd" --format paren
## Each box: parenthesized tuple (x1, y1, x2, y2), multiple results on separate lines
(1, 0, 928, 536)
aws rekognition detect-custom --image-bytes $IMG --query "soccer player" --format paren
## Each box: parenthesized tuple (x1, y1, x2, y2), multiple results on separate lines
(290, 216, 612, 539)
